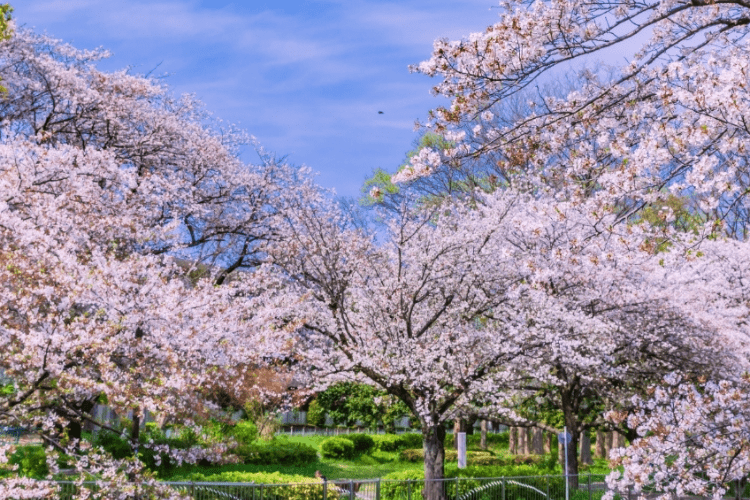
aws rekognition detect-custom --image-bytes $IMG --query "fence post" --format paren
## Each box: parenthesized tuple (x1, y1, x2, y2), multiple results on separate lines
(323, 481, 327, 500)
(502, 478, 506, 500)
(547, 475, 550, 500)
(376, 478, 381, 500)
(588, 473, 592, 500)
(350, 480, 355, 500)
(456, 476, 460, 500)
(408, 479, 412, 500)
(260, 483, 264, 500)
(190, 481, 195, 497)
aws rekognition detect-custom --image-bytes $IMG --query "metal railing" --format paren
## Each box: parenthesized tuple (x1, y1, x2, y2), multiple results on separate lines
(54, 474, 611, 500)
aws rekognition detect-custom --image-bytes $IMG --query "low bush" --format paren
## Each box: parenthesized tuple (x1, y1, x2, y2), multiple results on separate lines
(399, 448, 495, 463)
(381, 464, 560, 500)
(233, 420, 258, 446)
(174, 471, 340, 500)
(92, 425, 228, 476)
(92, 430, 132, 460)
(447, 431, 510, 449)
(235, 438, 319, 466)
(8, 446, 48, 479)
(341, 434, 374, 454)
(373, 433, 422, 452)
(320, 437, 355, 460)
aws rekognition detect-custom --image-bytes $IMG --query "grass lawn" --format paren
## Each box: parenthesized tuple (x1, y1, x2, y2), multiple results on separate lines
(160, 433, 612, 481)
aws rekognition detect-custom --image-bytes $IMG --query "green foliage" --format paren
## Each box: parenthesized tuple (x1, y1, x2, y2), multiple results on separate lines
(174, 471, 341, 500)
(233, 420, 258, 446)
(0, 383, 15, 396)
(92, 425, 215, 477)
(361, 168, 400, 205)
(234, 437, 318, 466)
(467, 431, 509, 448)
(380, 470, 425, 500)
(313, 382, 410, 431)
(320, 437, 355, 459)
(9, 446, 48, 479)
(399, 448, 508, 464)
(380, 465, 558, 500)
(373, 433, 422, 451)
(341, 433, 375, 454)
(93, 430, 132, 460)
(306, 399, 327, 427)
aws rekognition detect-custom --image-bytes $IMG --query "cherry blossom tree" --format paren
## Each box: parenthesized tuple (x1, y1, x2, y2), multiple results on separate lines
(0, 26, 310, 497)
(602, 237, 750, 500)
(254, 189, 556, 500)
(404, 0, 750, 236)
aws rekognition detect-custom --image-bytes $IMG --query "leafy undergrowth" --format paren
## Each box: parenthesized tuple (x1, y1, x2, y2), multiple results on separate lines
(164, 455, 424, 481)
(160, 433, 613, 482)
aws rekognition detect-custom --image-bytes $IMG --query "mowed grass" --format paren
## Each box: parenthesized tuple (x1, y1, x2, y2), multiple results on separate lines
(161, 435, 425, 481)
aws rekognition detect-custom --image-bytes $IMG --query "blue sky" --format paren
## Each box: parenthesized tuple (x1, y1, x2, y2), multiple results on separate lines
(10, 0, 510, 197)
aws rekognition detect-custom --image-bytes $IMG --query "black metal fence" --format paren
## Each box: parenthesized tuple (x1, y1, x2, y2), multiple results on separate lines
(55, 474, 611, 500)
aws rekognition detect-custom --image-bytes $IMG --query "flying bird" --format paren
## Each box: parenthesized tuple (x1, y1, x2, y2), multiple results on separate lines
(378, 111, 384, 114)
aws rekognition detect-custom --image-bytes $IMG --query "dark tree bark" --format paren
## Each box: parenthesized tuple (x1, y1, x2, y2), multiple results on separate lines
(510, 427, 518, 454)
(480, 420, 488, 450)
(595, 430, 606, 458)
(422, 423, 447, 500)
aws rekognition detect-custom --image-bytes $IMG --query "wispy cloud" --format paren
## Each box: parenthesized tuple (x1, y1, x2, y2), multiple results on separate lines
(11, 0, 503, 195)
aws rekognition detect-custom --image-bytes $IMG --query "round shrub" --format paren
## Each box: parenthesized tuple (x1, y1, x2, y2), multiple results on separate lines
(342, 433, 374, 454)
(233, 420, 258, 446)
(320, 437, 355, 459)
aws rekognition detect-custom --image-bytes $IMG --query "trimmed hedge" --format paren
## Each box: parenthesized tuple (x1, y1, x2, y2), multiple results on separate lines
(399, 448, 495, 463)
(234, 439, 318, 466)
(373, 433, 422, 452)
(320, 437, 355, 459)
(174, 471, 340, 500)
(341, 434, 375, 454)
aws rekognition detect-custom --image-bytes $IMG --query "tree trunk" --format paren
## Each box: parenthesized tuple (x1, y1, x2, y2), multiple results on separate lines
(532, 428, 544, 455)
(466, 415, 477, 436)
(613, 432, 626, 449)
(580, 431, 592, 465)
(545, 432, 553, 454)
(605, 431, 614, 459)
(564, 430, 580, 490)
(519, 427, 528, 455)
(480, 420, 488, 450)
(595, 430, 606, 458)
(423, 423, 447, 500)
(131, 409, 140, 449)
(510, 427, 518, 454)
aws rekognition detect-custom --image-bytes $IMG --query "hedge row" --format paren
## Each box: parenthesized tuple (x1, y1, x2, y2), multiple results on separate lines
(399, 448, 494, 463)
(234, 439, 318, 466)
(173, 471, 340, 500)
(399, 448, 547, 466)
(372, 433, 422, 451)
